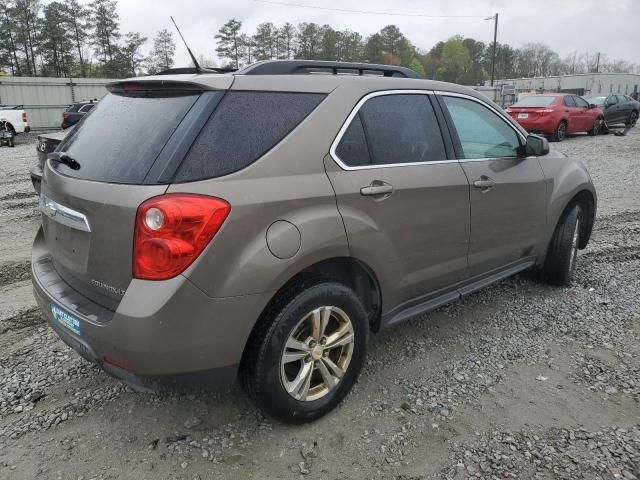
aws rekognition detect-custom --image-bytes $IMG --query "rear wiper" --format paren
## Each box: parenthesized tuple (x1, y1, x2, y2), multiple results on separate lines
(48, 152, 81, 170)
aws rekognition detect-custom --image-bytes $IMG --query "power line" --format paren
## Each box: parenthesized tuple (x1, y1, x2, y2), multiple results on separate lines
(252, 0, 490, 18)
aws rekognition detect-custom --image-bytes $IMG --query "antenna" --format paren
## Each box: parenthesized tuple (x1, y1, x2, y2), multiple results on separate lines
(170, 16, 201, 73)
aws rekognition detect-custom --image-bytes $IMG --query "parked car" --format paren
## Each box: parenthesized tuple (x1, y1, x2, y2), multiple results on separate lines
(32, 60, 596, 423)
(61, 100, 97, 129)
(582, 94, 639, 127)
(505, 94, 604, 141)
(0, 105, 31, 135)
(31, 129, 70, 195)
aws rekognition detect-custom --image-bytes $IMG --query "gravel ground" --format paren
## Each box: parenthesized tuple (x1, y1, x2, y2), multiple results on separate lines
(0, 129, 639, 480)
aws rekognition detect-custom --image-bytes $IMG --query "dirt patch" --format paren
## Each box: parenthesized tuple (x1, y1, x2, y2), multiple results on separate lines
(0, 308, 43, 334)
(0, 191, 37, 202)
(0, 261, 31, 288)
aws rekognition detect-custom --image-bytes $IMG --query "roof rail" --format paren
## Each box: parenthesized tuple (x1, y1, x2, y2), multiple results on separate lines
(156, 66, 237, 75)
(236, 60, 422, 79)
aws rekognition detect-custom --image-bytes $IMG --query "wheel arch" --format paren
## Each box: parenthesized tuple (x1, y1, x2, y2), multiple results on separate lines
(239, 256, 382, 372)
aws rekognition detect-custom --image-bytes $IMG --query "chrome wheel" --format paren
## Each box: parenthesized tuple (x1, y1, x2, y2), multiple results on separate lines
(280, 306, 354, 402)
(569, 218, 580, 275)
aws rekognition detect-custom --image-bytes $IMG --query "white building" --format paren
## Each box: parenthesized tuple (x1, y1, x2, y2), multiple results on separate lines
(499, 73, 640, 96)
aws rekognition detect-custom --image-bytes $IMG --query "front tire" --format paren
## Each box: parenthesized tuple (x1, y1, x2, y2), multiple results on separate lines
(587, 117, 602, 136)
(629, 111, 638, 127)
(241, 281, 368, 423)
(552, 120, 567, 142)
(541, 205, 581, 286)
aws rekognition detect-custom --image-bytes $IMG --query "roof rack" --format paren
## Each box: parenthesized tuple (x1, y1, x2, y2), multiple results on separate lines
(156, 67, 237, 75)
(237, 60, 422, 79)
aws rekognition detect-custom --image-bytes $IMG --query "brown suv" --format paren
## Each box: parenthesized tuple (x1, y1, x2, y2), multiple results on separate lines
(32, 60, 596, 422)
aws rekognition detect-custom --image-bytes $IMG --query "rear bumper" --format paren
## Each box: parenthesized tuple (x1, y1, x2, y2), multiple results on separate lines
(509, 115, 556, 134)
(32, 227, 271, 388)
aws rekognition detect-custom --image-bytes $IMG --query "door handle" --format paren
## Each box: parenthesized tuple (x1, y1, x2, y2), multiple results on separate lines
(473, 176, 495, 191)
(360, 181, 394, 198)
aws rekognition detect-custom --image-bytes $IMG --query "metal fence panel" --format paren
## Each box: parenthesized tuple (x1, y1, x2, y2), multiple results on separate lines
(0, 76, 114, 131)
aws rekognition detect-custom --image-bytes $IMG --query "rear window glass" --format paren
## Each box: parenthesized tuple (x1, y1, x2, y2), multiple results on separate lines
(585, 96, 606, 106)
(335, 113, 371, 167)
(56, 91, 199, 183)
(515, 96, 556, 107)
(174, 91, 325, 181)
(359, 94, 446, 165)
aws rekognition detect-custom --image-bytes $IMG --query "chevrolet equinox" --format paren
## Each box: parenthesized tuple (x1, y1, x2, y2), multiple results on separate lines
(32, 60, 596, 423)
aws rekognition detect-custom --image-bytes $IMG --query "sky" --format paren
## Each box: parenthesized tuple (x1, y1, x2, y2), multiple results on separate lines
(114, 0, 640, 68)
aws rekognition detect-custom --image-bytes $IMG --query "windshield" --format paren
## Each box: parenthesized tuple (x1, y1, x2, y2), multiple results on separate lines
(514, 96, 556, 107)
(584, 96, 606, 106)
(55, 91, 200, 183)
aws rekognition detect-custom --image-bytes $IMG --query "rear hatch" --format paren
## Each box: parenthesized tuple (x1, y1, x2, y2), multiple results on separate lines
(40, 77, 231, 310)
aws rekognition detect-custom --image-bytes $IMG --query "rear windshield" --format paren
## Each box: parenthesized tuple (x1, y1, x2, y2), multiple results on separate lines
(514, 96, 556, 107)
(56, 91, 200, 183)
(585, 96, 606, 106)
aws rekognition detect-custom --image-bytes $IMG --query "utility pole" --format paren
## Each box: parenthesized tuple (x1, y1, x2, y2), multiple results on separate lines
(595, 52, 600, 73)
(490, 13, 499, 86)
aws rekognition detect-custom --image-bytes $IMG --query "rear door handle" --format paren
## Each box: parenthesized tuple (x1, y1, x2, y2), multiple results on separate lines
(473, 176, 495, 191)
(360, 181, 394, 197)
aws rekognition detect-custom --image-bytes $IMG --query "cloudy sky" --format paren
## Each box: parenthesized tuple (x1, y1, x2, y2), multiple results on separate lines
(115, 0, 639, 67)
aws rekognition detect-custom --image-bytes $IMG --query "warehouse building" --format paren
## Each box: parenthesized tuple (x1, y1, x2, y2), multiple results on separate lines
(475, 73, 640, 105)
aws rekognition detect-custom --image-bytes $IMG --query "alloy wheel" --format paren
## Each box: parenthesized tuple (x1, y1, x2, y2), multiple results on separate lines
(280, 306, 355, 402)
(557, 122, 566, 141)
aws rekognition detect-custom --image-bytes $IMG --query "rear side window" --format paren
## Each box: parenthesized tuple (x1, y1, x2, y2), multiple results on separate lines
(335, 113, 371, 166)
(335, 94, 446, 167)
(563, 96, 576, 107)
(574, 97, 589, 108)
(56, 91, 200, 183)
(174, 91, 325, 181)
(360, 95, 446, 165)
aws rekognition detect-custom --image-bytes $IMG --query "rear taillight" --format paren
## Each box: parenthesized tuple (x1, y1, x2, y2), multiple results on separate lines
(539, 109, 554, 115)
(133, 194, 231, 280)
(504, 108, 513, 114)
(63, 112, 69, 120)
(22, 112, 27, 123)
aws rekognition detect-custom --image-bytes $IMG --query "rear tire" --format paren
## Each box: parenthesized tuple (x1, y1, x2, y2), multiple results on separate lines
(541, 205, 581, 286)
(552, 120, 567, 142)
(241, 281, 368, 423)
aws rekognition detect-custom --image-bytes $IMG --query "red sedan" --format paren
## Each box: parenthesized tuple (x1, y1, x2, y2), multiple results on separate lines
(505, 94, 604, 142)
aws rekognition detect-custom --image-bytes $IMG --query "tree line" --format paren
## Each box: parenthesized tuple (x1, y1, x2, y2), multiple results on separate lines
(0, 0, 176, 77)
(1, 2, 637, 83)
(216, 19, 639, 85)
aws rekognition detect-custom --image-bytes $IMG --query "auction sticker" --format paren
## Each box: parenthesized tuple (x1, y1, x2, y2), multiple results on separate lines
(51, 303, 81, 336)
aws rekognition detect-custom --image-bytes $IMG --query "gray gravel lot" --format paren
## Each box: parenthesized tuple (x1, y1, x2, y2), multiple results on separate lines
(0, 129, 639, 480)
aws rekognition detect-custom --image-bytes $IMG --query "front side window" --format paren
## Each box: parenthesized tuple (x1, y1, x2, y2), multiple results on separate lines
(335, 93, 447, 167)
(617, 95, 628, 104)
(607, 95, 618, 105)
(441, 96, 521, 159)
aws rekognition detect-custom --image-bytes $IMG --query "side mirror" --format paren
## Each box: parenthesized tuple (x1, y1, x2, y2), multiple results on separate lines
(525, 134, 549, 157)
(588, 104, 597, 109)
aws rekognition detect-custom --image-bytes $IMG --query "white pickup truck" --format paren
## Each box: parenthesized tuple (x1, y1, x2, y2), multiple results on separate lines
(0, 105, 31, 134)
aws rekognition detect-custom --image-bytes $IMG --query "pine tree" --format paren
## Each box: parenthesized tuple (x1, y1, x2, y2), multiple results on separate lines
(215, 19, 242, 69)
(90, 0, 120, 77)
(149, 29, 175, 73)
(122, 32, 147, 76)
(63, 0, 90, 76)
